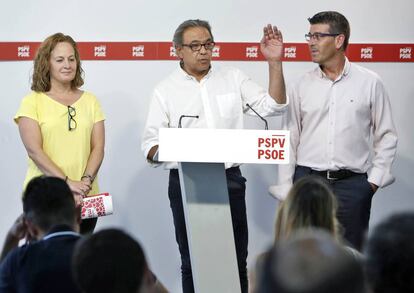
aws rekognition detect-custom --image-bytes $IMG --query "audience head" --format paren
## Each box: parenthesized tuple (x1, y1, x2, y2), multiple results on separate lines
(365, 212, 414, 293)
(22, 176, 78, 238)
(275, 175, 339, 241)
(72, 228, 150, 293)
(31, 32, 84, 92)
(258, 229, 365, 293)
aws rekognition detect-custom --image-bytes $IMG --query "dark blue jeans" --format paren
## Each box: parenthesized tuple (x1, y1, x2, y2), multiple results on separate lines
(168, 167, 248, 293)
(293, 165, 375, 250)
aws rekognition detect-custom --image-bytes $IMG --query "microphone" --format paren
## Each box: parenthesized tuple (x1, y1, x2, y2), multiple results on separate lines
(246, 103, 268, 130)
(178, 115, 199, 128)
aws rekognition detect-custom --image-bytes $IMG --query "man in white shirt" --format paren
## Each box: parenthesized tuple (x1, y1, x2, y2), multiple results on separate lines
(270, 11, 397, 250)
(142, 19, 287, 293)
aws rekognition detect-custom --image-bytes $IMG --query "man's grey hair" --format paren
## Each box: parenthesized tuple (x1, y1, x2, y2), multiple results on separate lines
(173, 19, 213, 48)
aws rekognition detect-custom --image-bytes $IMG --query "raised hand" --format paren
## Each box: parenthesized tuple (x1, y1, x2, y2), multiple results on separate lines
(260, 24, 284, 62)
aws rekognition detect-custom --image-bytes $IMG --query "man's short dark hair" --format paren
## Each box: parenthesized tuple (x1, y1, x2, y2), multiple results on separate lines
(258, 230, 364, 293)
(23, 176, 76, 232)
(308, 11, 350, 51)
(72, 228, 147, 293)
(365, 212, 414, 293)
(173, 19, 213, 48)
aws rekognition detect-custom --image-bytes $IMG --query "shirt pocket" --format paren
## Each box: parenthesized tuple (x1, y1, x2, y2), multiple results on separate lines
(216, 93, 238, 118)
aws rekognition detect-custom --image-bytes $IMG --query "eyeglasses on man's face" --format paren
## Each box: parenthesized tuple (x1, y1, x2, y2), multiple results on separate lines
(305, 32, 341, 42)
(67, 105, 77, 131)
(181, 41, 216, 52)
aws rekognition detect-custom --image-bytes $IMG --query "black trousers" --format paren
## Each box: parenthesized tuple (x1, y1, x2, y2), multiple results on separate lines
(79, 217, 97, 235)
(293, 165, 375, 250)
(168, 167, 248, 293)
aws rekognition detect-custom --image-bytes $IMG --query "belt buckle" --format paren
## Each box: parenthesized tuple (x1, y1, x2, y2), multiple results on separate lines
(326, 170, 337, 180)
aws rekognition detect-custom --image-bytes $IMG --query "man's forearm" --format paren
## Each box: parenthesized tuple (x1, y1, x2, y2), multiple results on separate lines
(268, 61, 286, 104)
(147, 145, 159, 162)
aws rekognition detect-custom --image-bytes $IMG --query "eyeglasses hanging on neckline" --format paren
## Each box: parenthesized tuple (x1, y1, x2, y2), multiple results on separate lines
(68, 105, 77, 131)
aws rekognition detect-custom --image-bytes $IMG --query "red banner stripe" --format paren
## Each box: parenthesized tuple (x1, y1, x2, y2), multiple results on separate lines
(0, 42, 413, 62)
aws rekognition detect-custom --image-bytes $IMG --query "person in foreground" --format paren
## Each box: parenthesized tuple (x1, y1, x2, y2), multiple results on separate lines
(0, 176, 81, 293)
(256, 230, 365, 293)
(141, 19, 287, 293)
(274, 175, 360, 257)
(364, 212, 414, 293)
(249, 176, 360, 293)
(14, 32, 105, 234)
(72, 228, 168, 293)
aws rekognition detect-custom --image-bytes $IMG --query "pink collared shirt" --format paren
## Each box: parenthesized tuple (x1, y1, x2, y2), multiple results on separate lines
(271, 58, 397, 200)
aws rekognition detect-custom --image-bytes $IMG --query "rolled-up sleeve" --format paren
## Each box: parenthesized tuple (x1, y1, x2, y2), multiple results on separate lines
(141, 90, 169, 166)
(236, 68, 288, 117)
(270, 85, 300, 200)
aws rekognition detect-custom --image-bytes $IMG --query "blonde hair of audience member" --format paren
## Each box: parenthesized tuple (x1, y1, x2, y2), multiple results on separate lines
(275, 175, 340, 242)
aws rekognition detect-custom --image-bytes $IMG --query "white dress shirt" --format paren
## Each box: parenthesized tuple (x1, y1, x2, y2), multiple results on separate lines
(141, 65, 288, 169)
(271, 58, 397, 200)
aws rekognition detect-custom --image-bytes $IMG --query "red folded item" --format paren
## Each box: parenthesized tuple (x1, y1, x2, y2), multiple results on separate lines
(81, 192, 113, 219)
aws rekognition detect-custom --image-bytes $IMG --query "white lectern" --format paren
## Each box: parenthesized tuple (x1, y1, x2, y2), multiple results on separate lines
(159, 128, 289, 293)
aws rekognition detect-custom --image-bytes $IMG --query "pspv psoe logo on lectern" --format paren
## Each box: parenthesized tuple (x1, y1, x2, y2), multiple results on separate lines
(257, 134, 286, 160)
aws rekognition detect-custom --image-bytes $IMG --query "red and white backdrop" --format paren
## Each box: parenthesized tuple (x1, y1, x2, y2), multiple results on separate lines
(1, 41, 413, 62)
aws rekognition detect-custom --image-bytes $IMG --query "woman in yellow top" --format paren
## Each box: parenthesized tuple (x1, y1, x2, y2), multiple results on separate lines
(15, 33, 105, 234)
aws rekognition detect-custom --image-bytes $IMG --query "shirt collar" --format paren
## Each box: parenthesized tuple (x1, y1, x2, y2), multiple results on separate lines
(176, 63, 214, 81)
(42, 224, 79, 240)
(342, 57, 351, 76)
(316, 57, 351, 81)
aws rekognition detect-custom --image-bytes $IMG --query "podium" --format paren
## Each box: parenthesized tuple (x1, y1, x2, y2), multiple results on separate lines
(159, 128, 289, 293)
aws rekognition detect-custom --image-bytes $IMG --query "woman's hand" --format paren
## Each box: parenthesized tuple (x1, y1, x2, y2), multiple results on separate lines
(67, 179, 91, 197)
(73, 193, 84, 208)
(81, 176, 97, 197)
